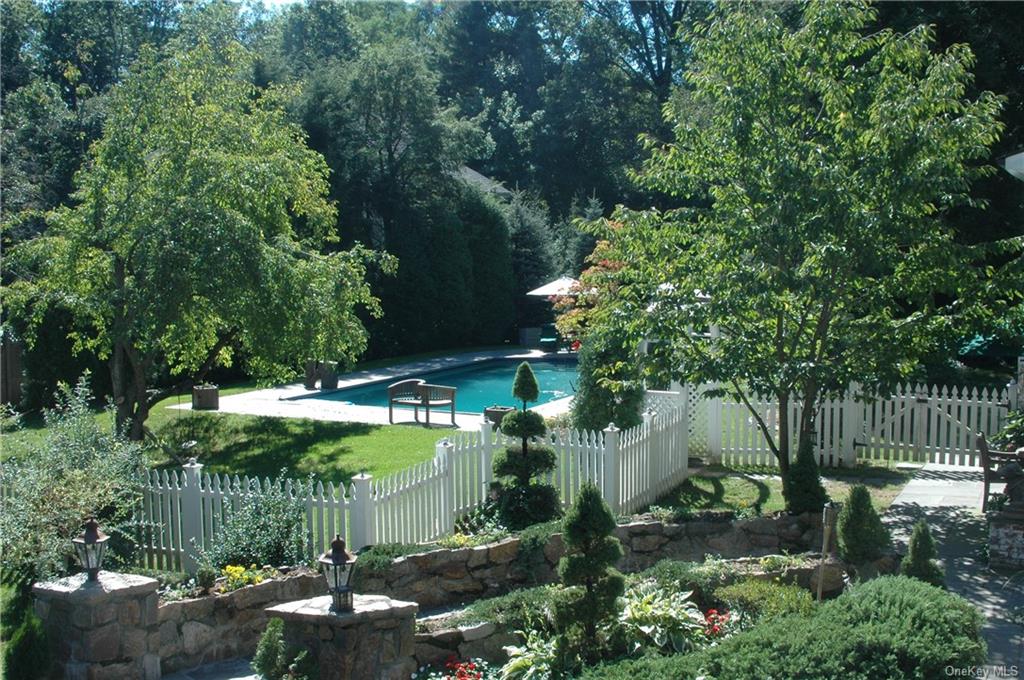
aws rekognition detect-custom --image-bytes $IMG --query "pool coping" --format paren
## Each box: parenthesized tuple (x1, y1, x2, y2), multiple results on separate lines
(171, 348, 578, 430)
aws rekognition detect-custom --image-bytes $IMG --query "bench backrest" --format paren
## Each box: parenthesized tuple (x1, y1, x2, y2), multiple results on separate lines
(420, 384, 456, 401)
(388, 379, 425, 400)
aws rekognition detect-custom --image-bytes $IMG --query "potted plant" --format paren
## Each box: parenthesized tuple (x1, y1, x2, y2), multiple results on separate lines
(192, 383, 219, 410)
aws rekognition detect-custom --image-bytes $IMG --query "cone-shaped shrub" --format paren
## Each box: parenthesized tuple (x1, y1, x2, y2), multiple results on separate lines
(554, 483, 625, 647)
(512, 361, 540, 409)
(783, 437, 829, 514)
(837, 485, 890, 565)
(900, 519, 944, 587)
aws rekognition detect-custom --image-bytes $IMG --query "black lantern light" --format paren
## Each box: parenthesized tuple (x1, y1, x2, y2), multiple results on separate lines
(319, 535, 356, 612)
(72, 518, 110, 581)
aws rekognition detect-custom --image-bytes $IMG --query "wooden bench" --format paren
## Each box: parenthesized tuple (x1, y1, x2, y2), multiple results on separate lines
(978, 432, 1021, 512)
(388, 379, 457, 426)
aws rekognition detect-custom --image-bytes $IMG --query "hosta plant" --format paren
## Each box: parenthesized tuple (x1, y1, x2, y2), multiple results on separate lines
(615, 580, 705, 654)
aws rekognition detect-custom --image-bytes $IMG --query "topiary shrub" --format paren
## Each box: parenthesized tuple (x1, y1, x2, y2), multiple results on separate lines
(837, 484, 889, 565)
(494, 363, 560, 529)
(900, 519, 944, 587)
(554, 483, 625, 654)
(253, 618, 288, 680)
(713, 578, 815, 628)
(783, 437, 828, 514)
(578, 576, 985, 680)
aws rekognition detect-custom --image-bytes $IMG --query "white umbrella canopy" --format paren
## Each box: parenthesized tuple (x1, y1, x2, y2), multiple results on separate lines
(526, 276, 580, 297)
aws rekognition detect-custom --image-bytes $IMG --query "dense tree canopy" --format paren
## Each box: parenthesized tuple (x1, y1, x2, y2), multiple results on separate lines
(5, 39, 391, 437)
(587, 1, 1015, 473)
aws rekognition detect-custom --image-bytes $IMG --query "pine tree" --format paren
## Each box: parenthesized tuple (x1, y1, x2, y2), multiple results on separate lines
(783, 437, 829, 514)
(554, 483, 625, 649)
(837, 485, 890, 565)
(900, 520, 944, 587)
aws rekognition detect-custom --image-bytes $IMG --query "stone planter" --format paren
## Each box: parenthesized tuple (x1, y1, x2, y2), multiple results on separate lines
(192, 384, 219, 410)
(484, 406, 516, 428)
(304, 361, 320, 390)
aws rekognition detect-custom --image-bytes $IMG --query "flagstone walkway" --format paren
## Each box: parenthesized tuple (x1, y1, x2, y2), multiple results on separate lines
(883, 464, 1023, 673)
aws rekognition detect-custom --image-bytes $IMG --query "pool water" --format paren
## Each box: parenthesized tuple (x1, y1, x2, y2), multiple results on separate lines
(316, 359, 578, 413)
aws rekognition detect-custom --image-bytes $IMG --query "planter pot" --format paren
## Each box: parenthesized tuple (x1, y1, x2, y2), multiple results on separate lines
(303, 361, 319, 390)
(319, 370, 339, 390)
(485, 405, 516, 428)
(192, 385, 219, 410)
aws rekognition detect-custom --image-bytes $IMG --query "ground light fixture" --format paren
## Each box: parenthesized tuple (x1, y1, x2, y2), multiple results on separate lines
(817, 501, 840, 601)
(319, 534, 356, 612)
(72, 517, 109, 582)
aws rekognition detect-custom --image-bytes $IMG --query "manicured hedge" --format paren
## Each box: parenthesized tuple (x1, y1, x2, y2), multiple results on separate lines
(579, 576, 985, 680)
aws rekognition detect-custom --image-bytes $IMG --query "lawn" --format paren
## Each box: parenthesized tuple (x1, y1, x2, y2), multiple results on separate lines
(3, 379, 446, 484)
(648, 464, 914, 517)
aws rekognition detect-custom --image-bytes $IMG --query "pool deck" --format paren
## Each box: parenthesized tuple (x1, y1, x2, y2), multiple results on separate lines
(171, 348, 576, 430)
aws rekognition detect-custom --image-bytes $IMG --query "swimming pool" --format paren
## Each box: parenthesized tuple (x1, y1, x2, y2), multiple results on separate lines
(314, 359, 578, 414)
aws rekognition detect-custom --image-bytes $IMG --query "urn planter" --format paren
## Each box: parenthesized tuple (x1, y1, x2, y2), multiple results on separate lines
(192, 384, 219, 410)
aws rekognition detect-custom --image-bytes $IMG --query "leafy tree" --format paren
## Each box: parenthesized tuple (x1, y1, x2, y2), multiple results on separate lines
(505, 192, 557, 327)
(571, 330, 643, 433)
(587, 2, 1011, 479)
(837, 485, 890, 566)
(554, 482, 625, 652)
(783, 438, 829, 515)
(900, 520, 944, 587)
(5, 39, 392, 439)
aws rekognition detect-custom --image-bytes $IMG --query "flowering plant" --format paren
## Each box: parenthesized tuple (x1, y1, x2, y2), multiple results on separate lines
(221, 564, 276, 592)
(411, 656, 499, 680)
(703, 608, 734, 640)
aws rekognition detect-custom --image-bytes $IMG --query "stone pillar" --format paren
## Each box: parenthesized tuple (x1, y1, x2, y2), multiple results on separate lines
(33, 572, 161, 679)
(266, 594, 418, 680)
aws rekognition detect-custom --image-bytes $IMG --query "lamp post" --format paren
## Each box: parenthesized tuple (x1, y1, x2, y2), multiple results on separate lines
(319, 535, 356, 612)
(72, 518, 110, 582)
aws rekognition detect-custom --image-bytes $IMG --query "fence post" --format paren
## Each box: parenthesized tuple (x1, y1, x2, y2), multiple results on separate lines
(436, 439, 456, 536)
(350, 473, 375, 550)
(180, 458, 204, 574)
(602, 423, 620, 515)
(480, 418, 494, 500)
(914, 385, 929, 462)
(841, 383, 862, 467)
(643, 409, 657, 502)
(706, 383, 723, 465)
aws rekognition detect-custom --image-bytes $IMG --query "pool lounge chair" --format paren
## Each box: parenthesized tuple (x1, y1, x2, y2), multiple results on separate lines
(388, 379, 457, 427)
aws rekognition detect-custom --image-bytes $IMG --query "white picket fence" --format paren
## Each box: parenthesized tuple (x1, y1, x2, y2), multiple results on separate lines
(651, 382, 1015, 470)
(136, 403, 690, 571)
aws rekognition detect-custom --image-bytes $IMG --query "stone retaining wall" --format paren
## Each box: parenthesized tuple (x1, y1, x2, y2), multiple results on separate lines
(158, 568, 322, 673)
(359, 512, 824, 610)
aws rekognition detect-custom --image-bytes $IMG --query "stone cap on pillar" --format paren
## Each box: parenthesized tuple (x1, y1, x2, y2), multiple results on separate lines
(266, 593, 418, 628)
(32, 572, 159, 605)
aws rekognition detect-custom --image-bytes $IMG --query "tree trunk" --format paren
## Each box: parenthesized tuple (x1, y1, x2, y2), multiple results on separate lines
(777, 392, 791, 475)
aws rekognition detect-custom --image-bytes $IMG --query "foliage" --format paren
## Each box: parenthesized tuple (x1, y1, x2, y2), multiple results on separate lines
(500, 630, 567, 680)
(512, 362, 540, 408)
(196, 565, 218, 593)
(253, 617, 314, 680)
(447, 585, 557, 636)
(411, 656, 500, 680)
(195, 473, 306, 570)
(554, 483, 625, 650)
(437, 515, 509, 549)
(494, 365, 560, 529)
(512, 521, 563, 586)
(570, 329, 644, 433)
(837, 485, 890, 565)
(631, 557, 732, 607)
(993, 409, 1024, 449)
(504, 194, 557, 327)
(756, 553, 807, 572)
(0, 376, 143, 581)
(352, 543, 438, 586)
(900, 520, 944, 587)
(713, 579, 815, 629)
(586, 1, 1012, 475)
(783, 438, 829, 514)
(614, 580, 705, 654)
(0, 583, 50, 680)
(4, 36, 391, 440)
(578, 576, 985, 680)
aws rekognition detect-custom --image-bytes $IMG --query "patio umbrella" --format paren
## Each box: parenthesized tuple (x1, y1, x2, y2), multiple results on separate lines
(526, 276, 579, 297)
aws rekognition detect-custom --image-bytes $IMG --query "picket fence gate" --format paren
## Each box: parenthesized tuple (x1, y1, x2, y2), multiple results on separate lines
(649, 382, 1015, 470)
(136, 401, 690, 572)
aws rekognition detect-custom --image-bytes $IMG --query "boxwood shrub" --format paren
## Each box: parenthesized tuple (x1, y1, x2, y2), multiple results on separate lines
(579, 576, 985, 680)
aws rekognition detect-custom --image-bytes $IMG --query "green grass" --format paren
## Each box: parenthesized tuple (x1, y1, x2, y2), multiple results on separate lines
(648, 464, 913, 517)
(3, 379, 445, 484)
